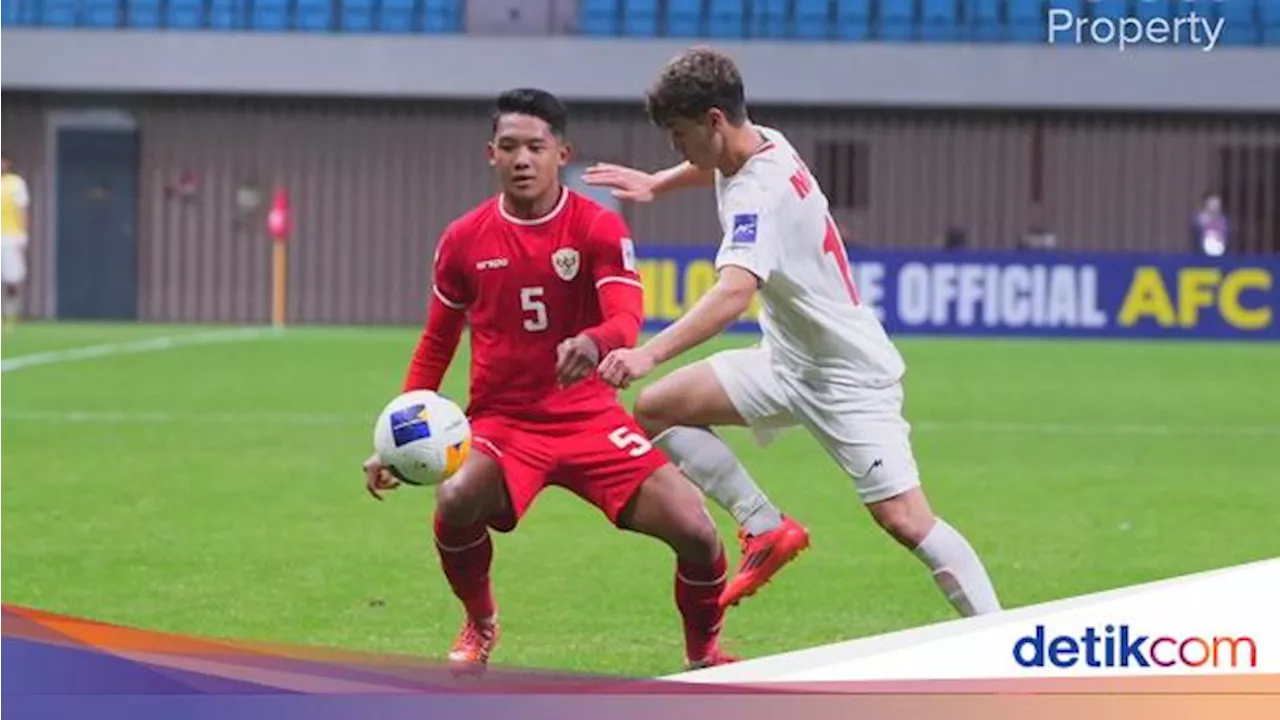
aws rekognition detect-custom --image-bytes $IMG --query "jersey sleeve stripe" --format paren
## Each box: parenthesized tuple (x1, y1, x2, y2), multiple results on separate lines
(432, 285, 467, 310)
(595, 276, 644, 290)
(713, 259, 765, 283)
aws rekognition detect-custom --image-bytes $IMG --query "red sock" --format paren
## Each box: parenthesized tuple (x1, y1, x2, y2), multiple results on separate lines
(674, 547, 727, 662)
(433, 514, 495, 622)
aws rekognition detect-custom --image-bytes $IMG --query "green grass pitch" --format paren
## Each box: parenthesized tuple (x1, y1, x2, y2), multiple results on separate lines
(3, 323, 1279, 676)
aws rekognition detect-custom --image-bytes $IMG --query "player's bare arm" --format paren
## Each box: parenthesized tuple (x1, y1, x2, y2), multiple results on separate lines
(581, 161, 713, 202)
(563, 278, 645, 386)
(599, 266, 756, 389)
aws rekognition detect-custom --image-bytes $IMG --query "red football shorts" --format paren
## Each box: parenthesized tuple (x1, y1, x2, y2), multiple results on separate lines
(469, 406, 669, 532)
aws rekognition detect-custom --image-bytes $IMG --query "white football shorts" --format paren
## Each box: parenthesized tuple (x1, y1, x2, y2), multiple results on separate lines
(1, 235, 28, 285)
(708, 346, 921, 504)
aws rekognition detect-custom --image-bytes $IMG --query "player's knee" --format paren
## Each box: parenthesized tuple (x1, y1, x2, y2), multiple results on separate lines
(869, 492, 935, 548)
(663, 486, 722, 563)
(433, 481, 471, 524)
(673, 510, 721, 564)
(435, 476, 492, 526)
(634, 384, 676, 437)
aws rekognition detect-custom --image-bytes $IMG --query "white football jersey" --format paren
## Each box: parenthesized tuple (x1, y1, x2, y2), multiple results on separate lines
(714, 126, 906, 388)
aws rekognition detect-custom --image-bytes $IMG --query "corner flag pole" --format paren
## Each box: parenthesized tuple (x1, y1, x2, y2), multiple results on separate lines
(267, 187, 291, 329)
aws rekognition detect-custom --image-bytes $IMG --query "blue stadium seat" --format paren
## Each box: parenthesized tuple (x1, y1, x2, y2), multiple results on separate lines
(877, 0, 914, 40)
(624, 0, 658, 36)
(835, 0, 870, 39)
(83, 0, 121, 28)
(167, 0, 205, 29)
(749, 0, 789, 38)
(794, 0, 830, 38)
(378, 0, 417, 32)
(1134, 0, 1173, 23)
(125, 0, 162, 28)
(206, 0, 240, 29)
(1, 0, 17, 26)
(1088, 0, 1127, 22)
(296, 0, 331, 31)
(250, 0, 289, 31)
(1009, 0, 1046, 42)
(664, 0, 702, 36)
(37, 0, 77, 25)
(921, 0, 962, 41)
(1263, 0, 1280, 45)
(343, 0, 378, 31)
(426, 0, 461, 32)
(579, 0, 618, 35)
(968, 0, 1003, 41)
(1218, 0, 1261, 45)
(708, 0, 745, 37)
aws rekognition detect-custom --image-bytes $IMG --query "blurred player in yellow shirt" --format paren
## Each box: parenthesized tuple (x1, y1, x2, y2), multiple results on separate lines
(2, 153, 32, 331)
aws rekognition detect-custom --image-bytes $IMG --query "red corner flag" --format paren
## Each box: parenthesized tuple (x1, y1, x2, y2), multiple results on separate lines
(267, 187, 291, 242)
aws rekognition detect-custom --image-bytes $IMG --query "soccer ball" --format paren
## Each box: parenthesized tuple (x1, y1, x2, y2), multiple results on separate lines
(372, 390, 471, 486)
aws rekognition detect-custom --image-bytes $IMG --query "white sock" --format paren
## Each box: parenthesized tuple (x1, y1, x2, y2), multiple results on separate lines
(654, 426, 783, 536)
(912, 518, 1002, 617)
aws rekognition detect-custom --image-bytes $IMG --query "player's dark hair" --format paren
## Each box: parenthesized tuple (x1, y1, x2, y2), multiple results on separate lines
(645, 47, 747, 128)
(492, 88, 569, 139)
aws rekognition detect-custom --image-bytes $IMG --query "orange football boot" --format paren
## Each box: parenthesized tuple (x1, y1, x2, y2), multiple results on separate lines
(448, 618, 500, 676)
(719, 516, 811, 609)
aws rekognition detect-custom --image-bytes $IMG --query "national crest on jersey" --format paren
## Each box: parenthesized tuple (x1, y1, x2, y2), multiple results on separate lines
(552, 247, 581, 281)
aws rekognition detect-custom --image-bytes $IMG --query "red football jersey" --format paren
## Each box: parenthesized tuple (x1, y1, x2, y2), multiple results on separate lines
(433, 189, 643, 421)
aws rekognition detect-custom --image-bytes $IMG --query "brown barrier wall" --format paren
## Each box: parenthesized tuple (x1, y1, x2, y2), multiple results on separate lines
(3, 92, 1276, 324)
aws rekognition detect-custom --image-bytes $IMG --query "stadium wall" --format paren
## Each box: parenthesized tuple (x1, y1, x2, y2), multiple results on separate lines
(3, 91, 1278, 325)
(5, 30, 1279, 112)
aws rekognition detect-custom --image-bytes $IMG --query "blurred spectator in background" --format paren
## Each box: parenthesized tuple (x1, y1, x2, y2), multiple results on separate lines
(1, 152, 32, 332)
(942, 225, 969, 252)
(1191, 191, 1228, 257)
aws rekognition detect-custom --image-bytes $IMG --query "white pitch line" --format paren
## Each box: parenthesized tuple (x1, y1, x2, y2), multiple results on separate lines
(0, 409, 364, 426)
(912, 420, 1280, 438)
(1, 327, 280, 373)
(2, 410, 1278, 438)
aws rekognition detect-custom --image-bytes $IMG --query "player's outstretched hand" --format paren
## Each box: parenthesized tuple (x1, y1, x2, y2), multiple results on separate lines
(363, 452, 400, 501)
(598, 348, 656, 390)
(556, 334, 600, 387)
(581, 163, 658, 203)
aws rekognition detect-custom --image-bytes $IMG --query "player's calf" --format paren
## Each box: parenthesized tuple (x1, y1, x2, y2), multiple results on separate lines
(635, 362, 808, 610)
(867, 486, 937, 549)
(868, 488, 1002, 617)
(620, 464, 730, 666)
(433, 453, 510, 673)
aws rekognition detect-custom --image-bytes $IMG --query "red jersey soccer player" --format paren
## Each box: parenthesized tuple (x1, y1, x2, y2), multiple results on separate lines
(362, 89, 734, 674)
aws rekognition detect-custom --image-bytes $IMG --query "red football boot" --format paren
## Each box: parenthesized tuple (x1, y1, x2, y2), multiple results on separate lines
(719, 516, 811, 609)
(448, 617, 500, 676)
(686, 647, 740, 670)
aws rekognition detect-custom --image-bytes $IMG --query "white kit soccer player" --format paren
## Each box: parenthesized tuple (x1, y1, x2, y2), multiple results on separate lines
(589, 47, 1002, 617)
